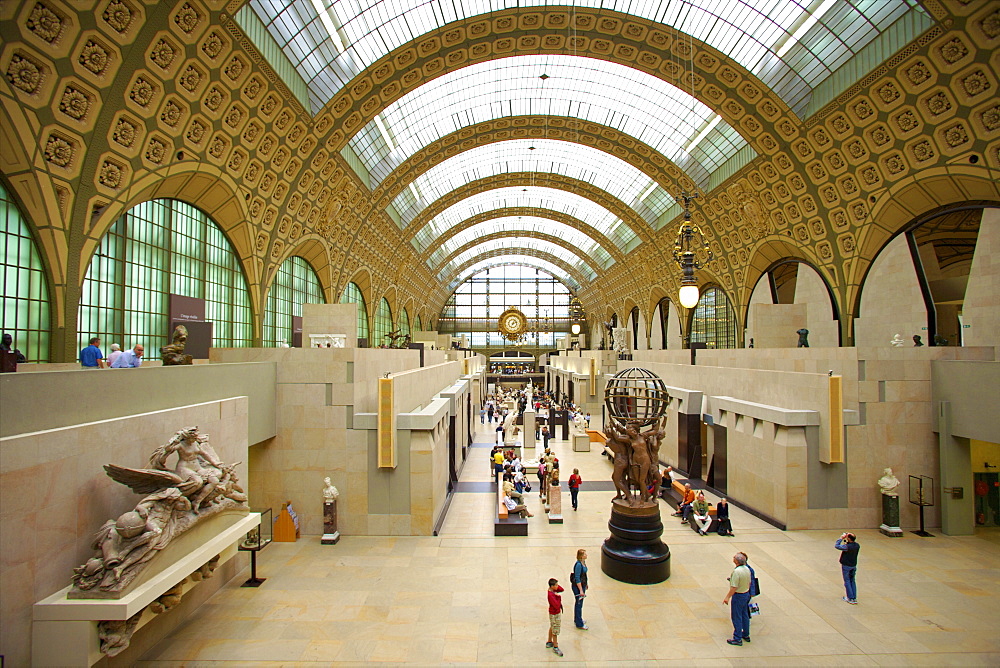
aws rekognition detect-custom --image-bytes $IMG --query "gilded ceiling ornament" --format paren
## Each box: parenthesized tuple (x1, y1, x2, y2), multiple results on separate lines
(961, 71, 990, 97)
(145, 138, 166, 164)
(924, 92, 952, 116)
(99, 160, 123, 188)
(160, 100, 183, 127)
(178, 65, 203, 92)
(113, 117, 137, 147)
(44, 135, 74, 167)
(895, 110, 919, 132)
(876, 83, 900, 104)
(911, 140, 935, 162)
(150, 39, 176, 69)
(79, 41, 110, 75)
(129, 77, 155, 106)
(174, 3, 201, 33)
(938, 38, 969, 64)
(186, 119, 207, 143)
(6, 54, 43, 94)
(102, 1, 132, 33)
(981, 105, 1000, 131)
(981, 11, 1000, 39)
(943, 123, 969, 147)
(203, 86, 224, 111)
(905, 61, 931, 86)
(59, 86, 89, 119)
(27, 3, 63, 43)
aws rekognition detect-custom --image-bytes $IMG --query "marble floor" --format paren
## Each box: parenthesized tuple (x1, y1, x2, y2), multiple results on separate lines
(138, 421, 1000, 666)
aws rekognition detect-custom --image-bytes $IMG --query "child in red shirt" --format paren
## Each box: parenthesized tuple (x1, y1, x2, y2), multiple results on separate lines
(547, 578, 564, 656)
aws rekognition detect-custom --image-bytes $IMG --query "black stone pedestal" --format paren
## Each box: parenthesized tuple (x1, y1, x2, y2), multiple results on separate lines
(601, 501, 670, 584)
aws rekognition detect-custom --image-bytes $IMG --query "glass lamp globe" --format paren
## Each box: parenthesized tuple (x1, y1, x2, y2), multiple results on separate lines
(571, 323, 581, 335)
(679, 284, 700, 309)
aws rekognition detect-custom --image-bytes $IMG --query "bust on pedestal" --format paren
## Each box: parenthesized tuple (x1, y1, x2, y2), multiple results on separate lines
(322, 477, 340, 545)
(878, 468, 903, 537)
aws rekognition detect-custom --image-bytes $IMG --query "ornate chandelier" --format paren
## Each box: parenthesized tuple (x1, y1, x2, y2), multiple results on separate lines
(672, 192, 713, 309)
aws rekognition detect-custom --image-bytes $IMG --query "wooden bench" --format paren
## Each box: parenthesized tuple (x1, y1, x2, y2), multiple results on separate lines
(495, 485, 528, 536)
(585, 429, 607, 445)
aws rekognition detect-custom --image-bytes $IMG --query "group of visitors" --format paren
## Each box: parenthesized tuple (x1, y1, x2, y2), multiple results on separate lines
(670, 475, 734, 536)
(78, 337, 145, 368)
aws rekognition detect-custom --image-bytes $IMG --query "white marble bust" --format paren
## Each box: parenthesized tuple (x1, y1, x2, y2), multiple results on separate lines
(323, 477, 339, 502)
(878, 467, 900, 496)
(889, 333, 904, 347)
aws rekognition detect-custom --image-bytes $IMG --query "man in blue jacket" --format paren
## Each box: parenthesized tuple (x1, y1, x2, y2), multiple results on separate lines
(835, 532, 860, 604)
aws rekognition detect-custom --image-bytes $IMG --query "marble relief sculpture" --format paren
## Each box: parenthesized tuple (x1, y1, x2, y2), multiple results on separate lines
(70, 427, 247, 598)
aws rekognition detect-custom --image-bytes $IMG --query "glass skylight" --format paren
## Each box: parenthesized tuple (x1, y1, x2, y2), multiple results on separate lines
(391, 139, 675, 228)
(447, 256, 583, 291)
(247, 0, 925, 116)
(354, 55, 744, 190)
(427, 217, 615, 271)
(442, 238, 599, 282)
(409, 186, 637, 253)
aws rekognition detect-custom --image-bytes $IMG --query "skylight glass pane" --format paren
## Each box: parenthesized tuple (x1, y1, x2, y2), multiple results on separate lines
(409, 186, 637, 253)
(247, 0, 925, 117)
(447, 256, 582, 291)
(440, 239, 598, 283)
(427, 217, 615, 271)
(389, 138, 674, 228)
(353, 55, 741, 190)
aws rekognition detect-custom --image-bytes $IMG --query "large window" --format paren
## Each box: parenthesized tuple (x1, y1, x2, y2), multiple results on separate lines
(78, 199, 252, 352)
(340, 282, 368, 343)
(263, 256, 324, 346)
(398, 307, 410, 337)
(690, 287, 737, 349)
(414, 314, 422, 331)
(439, 264, 573, 348)
(374, 297, 393, 347)
(0, 181, 50, 362)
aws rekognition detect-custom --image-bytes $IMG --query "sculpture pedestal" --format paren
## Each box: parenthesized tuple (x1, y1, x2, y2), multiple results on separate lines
(879, 494, 903, 537)
(548, 482, 563, 523)
(601, 501, 670, 584)
(322, 501, 340, 545)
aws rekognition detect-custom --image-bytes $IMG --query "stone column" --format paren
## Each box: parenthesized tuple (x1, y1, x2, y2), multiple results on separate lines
(522, 408, 536, 451)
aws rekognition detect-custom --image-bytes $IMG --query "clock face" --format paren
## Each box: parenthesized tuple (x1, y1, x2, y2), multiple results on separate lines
(497, 308, 527, 341)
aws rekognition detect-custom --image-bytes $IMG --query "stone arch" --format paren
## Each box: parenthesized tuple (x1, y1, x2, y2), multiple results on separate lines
(417, 207, 625, 264)
(374, 116, 695, 206)
(268, 236, 335, 305)
(318, 8, 794, 158)
(444, 250, 587, 293)
(430, 230, 603, 278)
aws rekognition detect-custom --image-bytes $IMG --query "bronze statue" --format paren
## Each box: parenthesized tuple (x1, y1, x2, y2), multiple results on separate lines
(604, 417, 667, 507)
(161, 324, 193, 365)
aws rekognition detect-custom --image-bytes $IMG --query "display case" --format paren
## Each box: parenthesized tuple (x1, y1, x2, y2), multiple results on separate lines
(239, 507, 272, 586)
(908, 475, 934, 537)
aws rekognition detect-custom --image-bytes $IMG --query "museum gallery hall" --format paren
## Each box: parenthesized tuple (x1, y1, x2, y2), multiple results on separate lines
(1, 0, 999, 665)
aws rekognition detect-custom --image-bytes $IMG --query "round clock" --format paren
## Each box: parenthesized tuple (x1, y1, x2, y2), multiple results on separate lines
(497, 308, 528, 342)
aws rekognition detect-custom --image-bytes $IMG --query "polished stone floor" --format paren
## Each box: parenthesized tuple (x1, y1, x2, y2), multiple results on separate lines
(139, 421, 1000, 666)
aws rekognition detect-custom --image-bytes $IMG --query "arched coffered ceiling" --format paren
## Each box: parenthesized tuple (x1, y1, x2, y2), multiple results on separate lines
(447, 252, 588, 292)
(432, 230, 605, 279)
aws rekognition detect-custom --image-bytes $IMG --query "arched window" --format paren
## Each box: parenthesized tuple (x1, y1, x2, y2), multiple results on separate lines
(438, 264, 572, 348)
(690, 287, 737, 349)
(657, 298, 670, 349)
(398, 307, 410, 337)
(374, 297, 393, 347)
(78, 199, 252, 352)
(0, 181, 50, 362)
(340, 282, 368, 343)
(263, 256, 324, 346)
(414, 314, 422, 332)
(630, 307, 640, 350)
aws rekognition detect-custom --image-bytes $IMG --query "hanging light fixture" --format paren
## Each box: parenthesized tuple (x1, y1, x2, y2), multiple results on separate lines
(672, 192, 713, 309)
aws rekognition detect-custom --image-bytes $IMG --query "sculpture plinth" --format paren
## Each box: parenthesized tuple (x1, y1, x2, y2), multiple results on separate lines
(601, 500, 671, 584)
(880, 494, 903, 537)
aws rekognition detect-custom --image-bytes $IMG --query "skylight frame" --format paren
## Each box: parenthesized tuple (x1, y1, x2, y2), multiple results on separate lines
(441, 238, 600, 283)
(447, 256, 583, 291)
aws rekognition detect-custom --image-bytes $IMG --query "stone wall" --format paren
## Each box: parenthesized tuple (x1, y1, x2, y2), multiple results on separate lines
(963, 208, 1000, 349)
(855, 234, 927, 347)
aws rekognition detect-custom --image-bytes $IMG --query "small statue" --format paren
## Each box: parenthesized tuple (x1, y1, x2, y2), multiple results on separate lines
(878, 467, 900, 496)
(934, 334, 948, 346)
(323, 476, 339, 503)
(277, 337, 290, 348)
(890, 333, 904, 347)
(161, 324, 194, 365)
(796, 328, 810, 348)
(0, 332, 26, 363)
(913, 335, 924, 347)
(748, 338, 754, 348)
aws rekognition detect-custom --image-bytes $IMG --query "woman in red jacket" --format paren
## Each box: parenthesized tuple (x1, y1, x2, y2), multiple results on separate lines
(568, 468, 582, 511)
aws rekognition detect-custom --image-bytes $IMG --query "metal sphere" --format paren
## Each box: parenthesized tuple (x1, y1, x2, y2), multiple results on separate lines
(603, 367, 669, 427)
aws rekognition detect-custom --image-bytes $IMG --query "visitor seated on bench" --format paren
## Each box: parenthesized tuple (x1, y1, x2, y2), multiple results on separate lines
(716, 498, 734, 536)
(691, 492, 712, 535)
(503, 493, 534, 518)
(674, 483, 696, 522)
(503, 474, 525, 504)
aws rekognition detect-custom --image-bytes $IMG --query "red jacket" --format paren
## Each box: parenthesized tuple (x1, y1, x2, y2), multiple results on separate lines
(568, 474, 582, 489)
(547, 586, 564, 614)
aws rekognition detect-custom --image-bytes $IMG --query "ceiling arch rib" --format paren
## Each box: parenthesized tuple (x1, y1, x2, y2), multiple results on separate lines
(352, 55, 742, 191)
(441, 239, 599, 283)
(418, 207, 626, 265)
(432, 230, 606, 279)
(246, 1, 925, 117)
(428, 218, 615, 271)
(448, 254, 585, 292)
(392, 138, 676, 230)
(410, 185, 639, 255)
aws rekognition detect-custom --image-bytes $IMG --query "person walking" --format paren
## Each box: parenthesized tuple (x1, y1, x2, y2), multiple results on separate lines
(835, 532, 860, 604)
(487, 403, 495, 423)
(571, 549, 589, 629)
(722, 552, 752, 646)
(480, 406, 486, 424)
(568, 468, 582, 511)
(546, 578, 564, 656)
